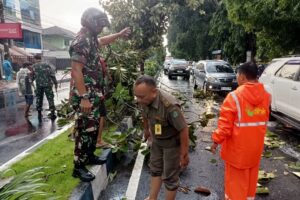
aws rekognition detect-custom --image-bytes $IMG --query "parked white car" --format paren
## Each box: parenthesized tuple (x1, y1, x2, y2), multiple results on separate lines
(259, 57, 300, 130)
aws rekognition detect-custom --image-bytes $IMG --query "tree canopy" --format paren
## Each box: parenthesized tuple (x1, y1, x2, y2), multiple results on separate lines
(209, 2, 247, 64)
(167, 0, 217, 61)
(224, 0, 300, 59)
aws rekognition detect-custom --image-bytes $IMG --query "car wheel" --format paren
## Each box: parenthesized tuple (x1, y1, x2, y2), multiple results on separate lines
(269, 106, 276, 121)
(164, 70, 167, 75)
(185, 76, 190, 80)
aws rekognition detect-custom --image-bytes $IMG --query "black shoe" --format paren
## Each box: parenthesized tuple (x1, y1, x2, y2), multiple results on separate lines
(87, 156, 106, 165)
(49, 111, 57, 120)
(50, 114, 57, 120)
(72, 166, 95, 182)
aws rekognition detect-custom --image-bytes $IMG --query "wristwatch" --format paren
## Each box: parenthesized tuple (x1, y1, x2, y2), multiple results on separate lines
(80, 93, 89, 100)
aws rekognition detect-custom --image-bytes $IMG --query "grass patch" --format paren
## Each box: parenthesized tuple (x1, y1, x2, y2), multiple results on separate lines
(1, 125, 117, 199)
(3, 128, 79, 199)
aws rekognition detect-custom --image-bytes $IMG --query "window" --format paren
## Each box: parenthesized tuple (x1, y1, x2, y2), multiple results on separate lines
(64, 39, 70, 46)
(275, 63, 300, 80)
(20, 0, 41, 26)
(206, 62, 234, 73)
(23, 30, 41, 49)
(4, 0, 16, 17)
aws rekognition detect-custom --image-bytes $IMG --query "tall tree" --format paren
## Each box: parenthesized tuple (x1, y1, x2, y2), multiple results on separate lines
(167, 0, 218, 61)
(100, 0, 169, 71)
(209, 2, 247, 65)
(224, 0, 300, 59)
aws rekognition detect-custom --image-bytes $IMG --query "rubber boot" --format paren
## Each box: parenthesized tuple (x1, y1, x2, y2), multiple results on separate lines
(72, 164, 95, 182)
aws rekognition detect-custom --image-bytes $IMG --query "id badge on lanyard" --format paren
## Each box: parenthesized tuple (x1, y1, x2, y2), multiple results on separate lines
(155, 124, 162, 135)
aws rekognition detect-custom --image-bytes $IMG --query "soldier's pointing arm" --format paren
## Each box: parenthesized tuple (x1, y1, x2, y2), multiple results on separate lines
(98, 27, 131, 46)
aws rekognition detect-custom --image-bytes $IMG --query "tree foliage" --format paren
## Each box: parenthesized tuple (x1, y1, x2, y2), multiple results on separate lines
(224, 0, 300, 59)
(209, 2, 247, 64)
(167, 0, 218, 61)
(100, 0, 168, 60)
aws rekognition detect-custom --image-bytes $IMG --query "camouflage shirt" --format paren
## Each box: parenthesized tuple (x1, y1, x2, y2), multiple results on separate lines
(69, 27, 106, 98)
(32, 62, 57, 87)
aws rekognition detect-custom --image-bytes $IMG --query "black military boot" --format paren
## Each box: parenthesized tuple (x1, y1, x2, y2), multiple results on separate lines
(38, 111, 42, 122)
(72, 165, 95, 182)
(87, 155, 106, 165)
(50, 111, 57, 120)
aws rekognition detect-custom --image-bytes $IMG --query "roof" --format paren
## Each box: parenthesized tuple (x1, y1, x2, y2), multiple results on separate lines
(0, 44, 33, 57)
(42, 41, 62, 51)
(42, 26, 76, 39)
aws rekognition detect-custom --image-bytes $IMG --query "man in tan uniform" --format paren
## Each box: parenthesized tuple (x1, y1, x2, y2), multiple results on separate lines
(134, 75, 189, 200)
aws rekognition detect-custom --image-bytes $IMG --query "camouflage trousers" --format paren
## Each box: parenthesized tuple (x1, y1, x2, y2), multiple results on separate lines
(36, 86, 55, 112)
(72, 95, 106, 166)
(73, 116, 99, 165)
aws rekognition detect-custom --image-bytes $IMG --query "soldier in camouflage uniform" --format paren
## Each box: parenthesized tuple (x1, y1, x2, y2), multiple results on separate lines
(69, 7, 130, 182)
(31, 54, 58, 121)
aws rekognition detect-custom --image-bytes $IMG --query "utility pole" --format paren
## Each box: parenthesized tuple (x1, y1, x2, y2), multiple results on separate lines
(0, 0, 9, 79)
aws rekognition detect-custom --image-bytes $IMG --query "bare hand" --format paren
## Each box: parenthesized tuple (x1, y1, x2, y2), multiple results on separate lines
(210, 143, 218, 154)
(180, 153, 189, 168)
(80, 99, 92, 114)
(119, 27, 131, 38)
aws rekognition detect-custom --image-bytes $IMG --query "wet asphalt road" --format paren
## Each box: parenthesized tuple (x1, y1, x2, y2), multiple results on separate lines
(0, 82, 70, 165)
(101, 72, 300, 200)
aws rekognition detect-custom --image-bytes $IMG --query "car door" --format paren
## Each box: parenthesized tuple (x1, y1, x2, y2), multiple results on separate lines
(273, 61, 300, 118)
(288, 61, 300, 121)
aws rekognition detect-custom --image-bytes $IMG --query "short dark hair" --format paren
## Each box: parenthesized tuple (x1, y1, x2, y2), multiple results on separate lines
(22, 62, 31, 68)
(34, 54, 42, 60)
(135, 75, 157, 88)
(237, 62, 258, 80)
(4, 54, 9, 60)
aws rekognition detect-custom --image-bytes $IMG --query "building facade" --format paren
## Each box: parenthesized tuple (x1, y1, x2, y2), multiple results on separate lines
(42, 26, 75, 58)
(3, 0, 42, 54)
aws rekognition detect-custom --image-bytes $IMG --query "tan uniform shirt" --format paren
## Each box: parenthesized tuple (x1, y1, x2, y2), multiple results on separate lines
(142, 90, 187, 145)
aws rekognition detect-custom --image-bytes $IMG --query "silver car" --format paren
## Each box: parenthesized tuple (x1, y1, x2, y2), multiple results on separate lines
(193, 60, 237, 93)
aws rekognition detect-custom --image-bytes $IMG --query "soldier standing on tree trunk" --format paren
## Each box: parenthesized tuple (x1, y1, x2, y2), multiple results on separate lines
(69, 7, 130, 182)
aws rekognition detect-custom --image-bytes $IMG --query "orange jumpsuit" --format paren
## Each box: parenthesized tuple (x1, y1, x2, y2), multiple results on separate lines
(212, 82, 270, 200)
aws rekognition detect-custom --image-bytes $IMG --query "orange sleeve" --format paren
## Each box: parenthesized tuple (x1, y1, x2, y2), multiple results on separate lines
(212, 93, 237, 144)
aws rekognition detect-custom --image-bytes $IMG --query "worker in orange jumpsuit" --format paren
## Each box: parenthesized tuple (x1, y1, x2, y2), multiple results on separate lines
(210, 62, 270, 200)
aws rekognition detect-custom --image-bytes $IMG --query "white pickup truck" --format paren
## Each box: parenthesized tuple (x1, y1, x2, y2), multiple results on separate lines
(259, 57, 300, 130)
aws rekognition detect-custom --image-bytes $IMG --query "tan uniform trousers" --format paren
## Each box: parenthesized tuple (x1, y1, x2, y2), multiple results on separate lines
(149, 138, 180, 191)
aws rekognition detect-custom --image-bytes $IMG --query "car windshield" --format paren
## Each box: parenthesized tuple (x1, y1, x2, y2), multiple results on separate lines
(206, 63, 234, 73)
(172, 59, 187, 65)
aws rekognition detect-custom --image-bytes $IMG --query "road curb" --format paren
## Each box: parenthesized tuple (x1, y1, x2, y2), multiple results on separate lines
(0, 122, 116, 200)
(69, 149, 114, 200)
(0, 122, 74, 171)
